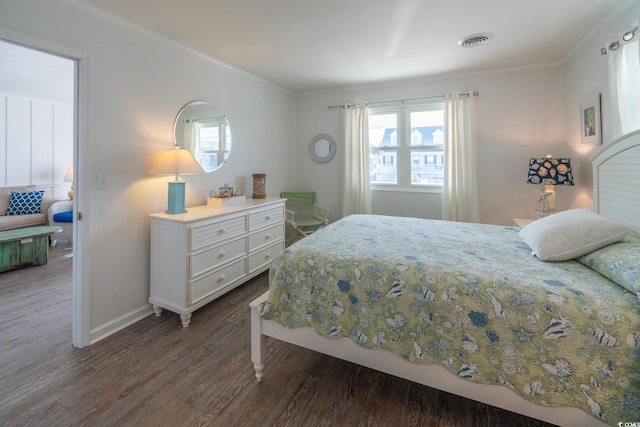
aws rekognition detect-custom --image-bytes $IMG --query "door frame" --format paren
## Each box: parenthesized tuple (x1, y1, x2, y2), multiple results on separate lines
(0, 26, 91, 347)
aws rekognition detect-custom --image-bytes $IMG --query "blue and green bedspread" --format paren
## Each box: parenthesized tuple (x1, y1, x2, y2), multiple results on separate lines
(258, 214, 640, 424)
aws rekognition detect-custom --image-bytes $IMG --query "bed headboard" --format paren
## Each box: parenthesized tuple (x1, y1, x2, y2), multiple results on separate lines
(591, 129, 640, 229)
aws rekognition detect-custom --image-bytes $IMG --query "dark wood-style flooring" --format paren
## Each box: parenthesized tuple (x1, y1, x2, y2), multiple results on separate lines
(0, 244, 557, 426)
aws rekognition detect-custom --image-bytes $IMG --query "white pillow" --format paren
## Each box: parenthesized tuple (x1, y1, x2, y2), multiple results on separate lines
(518, 208, 632, 261)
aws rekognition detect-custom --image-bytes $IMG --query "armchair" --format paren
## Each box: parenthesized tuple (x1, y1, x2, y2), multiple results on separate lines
(47, 200, 73, 246)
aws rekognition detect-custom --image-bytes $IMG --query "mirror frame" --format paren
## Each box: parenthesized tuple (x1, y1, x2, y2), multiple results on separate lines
(309, 133, 336, 163)
(173, 100, 232, 173)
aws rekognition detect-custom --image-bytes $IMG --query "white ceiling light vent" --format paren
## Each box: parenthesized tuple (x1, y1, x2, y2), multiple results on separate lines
(457, 33, 494, 48)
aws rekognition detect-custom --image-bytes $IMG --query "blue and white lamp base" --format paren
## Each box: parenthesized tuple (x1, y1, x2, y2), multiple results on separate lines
(166, 180, 187, 214)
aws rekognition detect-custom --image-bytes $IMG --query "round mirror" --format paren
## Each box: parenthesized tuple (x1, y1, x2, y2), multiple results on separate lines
(309, 133, 336, 163)
(174, 101, 232, 173)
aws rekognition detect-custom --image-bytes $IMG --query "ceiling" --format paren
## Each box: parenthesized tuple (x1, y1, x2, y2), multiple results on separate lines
(0, 40, 75, 104)
(80, 0, 627, 94)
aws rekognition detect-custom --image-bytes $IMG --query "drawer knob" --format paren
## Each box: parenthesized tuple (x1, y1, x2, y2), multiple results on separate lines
(218, 274, 226, 282)
(265, 253, 271, 259)
(265, 215, 271, 220)
(265, 234, 271, 240)
(219, 251, 227, 258)
(219, 227, 226, 234)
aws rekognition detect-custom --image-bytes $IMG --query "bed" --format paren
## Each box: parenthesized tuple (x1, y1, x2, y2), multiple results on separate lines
(250, 129, 640, 427)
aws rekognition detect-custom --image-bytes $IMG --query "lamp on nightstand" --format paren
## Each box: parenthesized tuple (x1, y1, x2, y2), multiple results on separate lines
(526, 155, 574, 218)
(150, 147, 204, 214)
(63, 167, 74, 200)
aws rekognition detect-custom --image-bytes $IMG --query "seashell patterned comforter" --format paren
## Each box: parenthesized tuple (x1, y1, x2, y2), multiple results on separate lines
(258, 214, 640, 425)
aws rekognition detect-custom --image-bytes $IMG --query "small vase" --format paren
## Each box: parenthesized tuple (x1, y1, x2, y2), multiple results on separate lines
(252, 174, 266, 199)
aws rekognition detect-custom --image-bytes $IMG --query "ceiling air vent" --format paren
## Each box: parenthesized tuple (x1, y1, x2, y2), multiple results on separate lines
(457, 33, 494, 48)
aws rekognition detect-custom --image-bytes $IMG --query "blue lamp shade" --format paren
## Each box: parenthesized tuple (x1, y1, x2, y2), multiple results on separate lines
(149, 147, 204, 214)
(526, 157, 574, 186)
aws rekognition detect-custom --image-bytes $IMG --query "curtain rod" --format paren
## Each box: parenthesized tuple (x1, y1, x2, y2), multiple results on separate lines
(327, 91, 478, 109)
(601, 25, 637, 54)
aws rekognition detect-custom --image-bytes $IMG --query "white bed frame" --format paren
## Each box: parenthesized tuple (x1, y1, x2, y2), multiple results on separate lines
(250, 129, 640, 427)
(592, 128, 640, 230)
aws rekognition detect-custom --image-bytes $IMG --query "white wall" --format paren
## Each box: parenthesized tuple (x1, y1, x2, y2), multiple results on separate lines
(0, 40, 74, 104)
(0, 0, 296, 343)
(0, 95, 73, 198)
(295, 67, 565, 225)
(561, 0, 640, 210)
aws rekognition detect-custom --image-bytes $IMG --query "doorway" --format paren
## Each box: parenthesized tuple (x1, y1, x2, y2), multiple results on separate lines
(0, 30, 89, 347)
(0, 42, 73, 200)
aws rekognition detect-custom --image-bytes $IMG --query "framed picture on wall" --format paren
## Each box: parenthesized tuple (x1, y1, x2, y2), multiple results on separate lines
(580, 94, 601, 145)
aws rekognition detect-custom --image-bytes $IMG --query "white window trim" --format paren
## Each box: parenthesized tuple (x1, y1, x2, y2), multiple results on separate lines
(372, 184, 443, 194)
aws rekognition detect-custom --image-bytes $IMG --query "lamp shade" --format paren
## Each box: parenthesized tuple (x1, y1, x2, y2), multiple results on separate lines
(149, 147, 205, 178)
(526, 156, 574, 186)
(63, 167, 73, 182)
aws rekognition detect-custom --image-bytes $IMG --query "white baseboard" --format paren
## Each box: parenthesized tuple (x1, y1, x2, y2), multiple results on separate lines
(89, 305, 154, 345)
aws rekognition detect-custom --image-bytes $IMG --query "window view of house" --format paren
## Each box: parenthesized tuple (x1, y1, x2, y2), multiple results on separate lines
(195, 119, 231, 171)
(369, 104, 444, 186)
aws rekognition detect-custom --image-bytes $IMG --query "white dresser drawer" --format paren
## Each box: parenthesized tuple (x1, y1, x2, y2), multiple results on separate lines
(249, 206, 284, 230)
(191, 216, 246, 250)
(190, 236, 246, 278)
(248, 240, 284, 273)
(190, 258, 247, 304)
(249, 223, 284, 250)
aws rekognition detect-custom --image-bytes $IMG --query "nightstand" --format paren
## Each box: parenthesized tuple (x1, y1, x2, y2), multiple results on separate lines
(513, 218, 535, 228)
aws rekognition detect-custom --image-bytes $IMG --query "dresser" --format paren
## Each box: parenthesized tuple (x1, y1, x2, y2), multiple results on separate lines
(149, 197, 285, 327)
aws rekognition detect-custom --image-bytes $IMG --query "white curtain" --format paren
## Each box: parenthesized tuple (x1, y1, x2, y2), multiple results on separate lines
(442, 91, 479, 223)
(183, 118, 198, 152)
(342, 103, 372, 216)
(608, 20, 640, 138)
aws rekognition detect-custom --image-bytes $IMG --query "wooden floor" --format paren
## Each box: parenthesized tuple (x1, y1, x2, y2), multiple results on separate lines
(0, 245, 557, 427)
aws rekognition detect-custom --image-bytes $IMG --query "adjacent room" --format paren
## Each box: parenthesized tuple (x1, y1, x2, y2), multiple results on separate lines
(0, 0, 638, 425)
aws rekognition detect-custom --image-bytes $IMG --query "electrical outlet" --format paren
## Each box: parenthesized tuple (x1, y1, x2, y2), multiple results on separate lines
(97, 175, 108, 190)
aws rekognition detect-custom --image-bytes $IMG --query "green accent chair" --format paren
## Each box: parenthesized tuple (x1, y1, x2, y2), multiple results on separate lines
(280, 192, 329, 237)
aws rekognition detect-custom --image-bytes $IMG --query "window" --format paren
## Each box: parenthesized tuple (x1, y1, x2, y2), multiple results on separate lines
(368, 102, 444, 188)
(195, 119, 231, 171)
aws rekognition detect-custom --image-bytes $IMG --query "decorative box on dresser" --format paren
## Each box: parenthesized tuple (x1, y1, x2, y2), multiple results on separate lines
(149, 197, 285, 327)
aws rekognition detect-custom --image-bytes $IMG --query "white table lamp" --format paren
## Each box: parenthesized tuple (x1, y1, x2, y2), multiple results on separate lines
(63, 167, 74, 200)
(150, 147, 204, 214)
